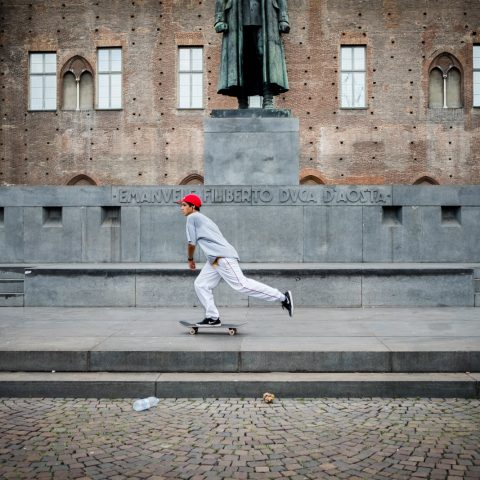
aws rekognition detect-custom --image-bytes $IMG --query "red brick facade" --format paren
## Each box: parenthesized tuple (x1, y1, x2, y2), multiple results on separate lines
(1, 0, 479, 186)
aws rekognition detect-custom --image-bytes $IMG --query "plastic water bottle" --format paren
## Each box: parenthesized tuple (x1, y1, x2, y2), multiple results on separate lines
(133, 396, 159, 412)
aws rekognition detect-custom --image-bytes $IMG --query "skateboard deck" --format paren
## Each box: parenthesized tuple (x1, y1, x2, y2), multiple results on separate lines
(179, 320, 246, 336)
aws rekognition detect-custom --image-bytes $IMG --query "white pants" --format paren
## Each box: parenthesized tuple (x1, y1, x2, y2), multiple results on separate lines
(194, 258, 285, 319)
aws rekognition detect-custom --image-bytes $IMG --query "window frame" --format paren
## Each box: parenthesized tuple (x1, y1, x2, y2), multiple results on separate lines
(428, 52, 463, 109)
(178, 47, 204, 110)
(474, 45, 480, 107)
(96, 47, 123, 110)
(340, 45, 367, 109)
(28, 52, 57, 111)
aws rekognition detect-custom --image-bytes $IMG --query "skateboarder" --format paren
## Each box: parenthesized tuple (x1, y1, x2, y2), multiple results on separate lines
(178, 194, 293, 326)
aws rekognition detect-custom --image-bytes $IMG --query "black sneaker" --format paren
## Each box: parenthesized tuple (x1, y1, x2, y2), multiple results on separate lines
(195, 318, 221, 327)
(281, 291, 294, 317)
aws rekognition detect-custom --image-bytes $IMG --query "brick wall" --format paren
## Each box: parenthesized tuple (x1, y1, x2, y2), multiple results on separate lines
(0, 0, 479, 186)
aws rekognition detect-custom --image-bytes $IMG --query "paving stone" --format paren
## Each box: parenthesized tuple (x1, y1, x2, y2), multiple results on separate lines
(0, 397, 479, 479)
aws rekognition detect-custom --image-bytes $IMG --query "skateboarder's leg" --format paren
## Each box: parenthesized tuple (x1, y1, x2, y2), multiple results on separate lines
(194, 261, 222, 319)
(217, 258, 285, 302)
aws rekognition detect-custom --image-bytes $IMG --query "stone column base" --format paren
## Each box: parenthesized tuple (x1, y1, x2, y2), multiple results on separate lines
(204, 109, 299, 185)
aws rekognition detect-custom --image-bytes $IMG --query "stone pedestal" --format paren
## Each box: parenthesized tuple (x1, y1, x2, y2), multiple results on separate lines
(204, 109, 299, 185)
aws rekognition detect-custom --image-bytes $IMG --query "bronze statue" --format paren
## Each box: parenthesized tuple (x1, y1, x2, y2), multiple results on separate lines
(214, 0, 290, 109)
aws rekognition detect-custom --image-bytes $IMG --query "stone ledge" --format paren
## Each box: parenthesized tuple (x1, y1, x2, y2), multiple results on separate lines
(6, 262, 478, 272)
(0, 372, 477, 398)
(17, 263, 477, 308)
(1, 351, 479, 374)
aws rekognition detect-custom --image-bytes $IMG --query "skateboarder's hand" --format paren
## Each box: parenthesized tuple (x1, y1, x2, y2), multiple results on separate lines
(188, 259, 196, 271)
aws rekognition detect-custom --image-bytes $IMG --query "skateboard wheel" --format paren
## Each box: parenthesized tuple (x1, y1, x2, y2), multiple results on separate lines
(189, 327, 198, 335)
(228, 328, 237, 336)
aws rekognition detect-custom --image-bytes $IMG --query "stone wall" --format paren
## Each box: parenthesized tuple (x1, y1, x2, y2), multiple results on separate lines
(1, 185, 479, 264)
(1, 1, 480, 186)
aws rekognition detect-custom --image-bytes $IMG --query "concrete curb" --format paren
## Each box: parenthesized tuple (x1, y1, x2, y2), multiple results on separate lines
(1, 350, 479, 373)
(0, 372, 478, 398)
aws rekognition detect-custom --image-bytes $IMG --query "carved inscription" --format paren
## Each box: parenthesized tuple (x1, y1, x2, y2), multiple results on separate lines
(115, 187, 390, 206)
(322, 188, 389, 204)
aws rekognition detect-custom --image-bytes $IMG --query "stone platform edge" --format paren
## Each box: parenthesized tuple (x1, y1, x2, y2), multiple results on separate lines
(0, 372, 478, 398)
(1, 351, 479, 374)
(9, 262, 477, 308)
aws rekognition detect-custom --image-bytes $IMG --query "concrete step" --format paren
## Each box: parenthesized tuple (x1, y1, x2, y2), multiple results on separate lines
(0, 268, 25, 280)
(0, 293, 24, 306)
(1, 306, 479, 375)
(15, 262, 479, 307)
(0, 372, 478, 398)
(0, 279, 24, 293)
(1, 350, 479, 374)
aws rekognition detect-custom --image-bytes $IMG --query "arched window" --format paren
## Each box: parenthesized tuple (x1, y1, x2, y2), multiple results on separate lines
(300, 175, 325, 185)
(180, 174, 204, 185)
(299, 169, 326, 185)
(61, 56, 94, 110)
(63, 72, 77, 110)
(67, 174, 97, 186)
(413, 176, 439, 186)
(79, 71, 94, 109)
(428, 53, 463, 108)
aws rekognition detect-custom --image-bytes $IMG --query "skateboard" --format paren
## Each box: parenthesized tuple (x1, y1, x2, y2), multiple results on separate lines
(179, 320, 246, 336)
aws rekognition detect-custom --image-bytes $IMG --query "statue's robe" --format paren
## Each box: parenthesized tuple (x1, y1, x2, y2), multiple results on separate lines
(215, 0, 289, 97)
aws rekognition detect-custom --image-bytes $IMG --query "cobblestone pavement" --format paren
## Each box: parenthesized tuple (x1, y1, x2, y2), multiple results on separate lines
(0, 398, 479, 480)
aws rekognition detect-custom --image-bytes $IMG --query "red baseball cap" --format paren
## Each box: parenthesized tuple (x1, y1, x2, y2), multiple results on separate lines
(177, 193, 202, 208)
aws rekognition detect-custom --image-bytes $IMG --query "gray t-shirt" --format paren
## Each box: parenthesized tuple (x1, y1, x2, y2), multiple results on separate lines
(186, 212, 239, 263)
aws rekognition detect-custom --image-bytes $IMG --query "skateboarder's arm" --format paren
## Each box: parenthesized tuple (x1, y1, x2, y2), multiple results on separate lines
(187, 243, 196, 271)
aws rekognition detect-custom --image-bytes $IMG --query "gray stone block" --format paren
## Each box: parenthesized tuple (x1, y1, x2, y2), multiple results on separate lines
(363, 206, 394, 262)
(240, 351, 389, 372)
(20, 266, 476, 308)
(0, 294, 24, 306)
(0, 372, 477, 398)
(135, 271, 196, 307)
(381, 206, 480, 262)
(475, 293, 480, 307)
(0, 186, 113, 207)
(304, 206, 363, 262)
(364, 203, 480, 263)
(0, 280, 24, 293)
(362, 273, 474, 307)
(135, 270, 247, 308)
(0, 268, 24, 279)
(24, 270, 136, 307)
(391, 352, 480, 373)
(83, 207, 121, 262)
(393, 185, 480, 206)
(0, 373, 157, 398)
(203, 206, 304, 262)
(24, 207, 83, 262)
(0, 207, 25, 263)
(0, 380, 155, 398)
(0, 351, 88, 372)
(113, 186, 393, 207)
(390, 206, 431, 262)
(90, 351, 239, 372)
(121, 207, 141, 262)
(247, 272, 362, 307)
(204, 117, 299, 185)
(1, 185, 480, 266)
(139, 207, 186, 262)
(154, 373, 479, 398)
(155, 379, 473, 398)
